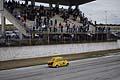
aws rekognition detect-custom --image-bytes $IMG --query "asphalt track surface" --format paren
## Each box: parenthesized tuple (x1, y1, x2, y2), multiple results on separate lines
(0, 55, 120, 80)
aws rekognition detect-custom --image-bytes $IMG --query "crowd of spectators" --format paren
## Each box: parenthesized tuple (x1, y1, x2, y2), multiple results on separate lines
(4, 0, 96, 33)
(95, 27, 111, 33)
(33, 20, 90, 33)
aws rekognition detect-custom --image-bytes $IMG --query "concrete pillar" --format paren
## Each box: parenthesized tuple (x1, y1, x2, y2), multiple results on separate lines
(25, 0, 28, 6)
(83, 13, 85, 18)
(94, 21, 97, 26)
(31, 0, 35, 7)
(1, 12, 5, 35)
(75, 5, 79, 10)
(49, 3, 53, 10)
(56, 2, 59, 8)
(69, 5, 72, 9)
(68, 5, 72, 13)
(55, 2, 59, 14)
(19, 31, 23, 40)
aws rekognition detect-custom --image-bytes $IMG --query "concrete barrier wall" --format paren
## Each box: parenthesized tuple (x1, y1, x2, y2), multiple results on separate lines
(0, 41, 119, 61)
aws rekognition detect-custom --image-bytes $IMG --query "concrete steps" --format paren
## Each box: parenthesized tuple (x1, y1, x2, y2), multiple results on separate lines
(3, 8, 30, 36)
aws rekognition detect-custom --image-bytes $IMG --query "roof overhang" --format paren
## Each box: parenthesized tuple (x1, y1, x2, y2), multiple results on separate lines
(27, 0, 95, 6)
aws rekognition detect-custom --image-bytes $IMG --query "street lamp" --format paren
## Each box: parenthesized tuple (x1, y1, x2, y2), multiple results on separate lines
(105, 10, 110, 40)
(105, 10, 107, 25)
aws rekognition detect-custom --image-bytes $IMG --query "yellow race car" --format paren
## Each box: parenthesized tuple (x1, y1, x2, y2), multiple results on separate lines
(48, 57, 69, 68)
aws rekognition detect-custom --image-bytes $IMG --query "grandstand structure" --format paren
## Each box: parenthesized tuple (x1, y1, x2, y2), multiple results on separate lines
(1, 0, 95, 34)
(0, 0, 118, 46)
